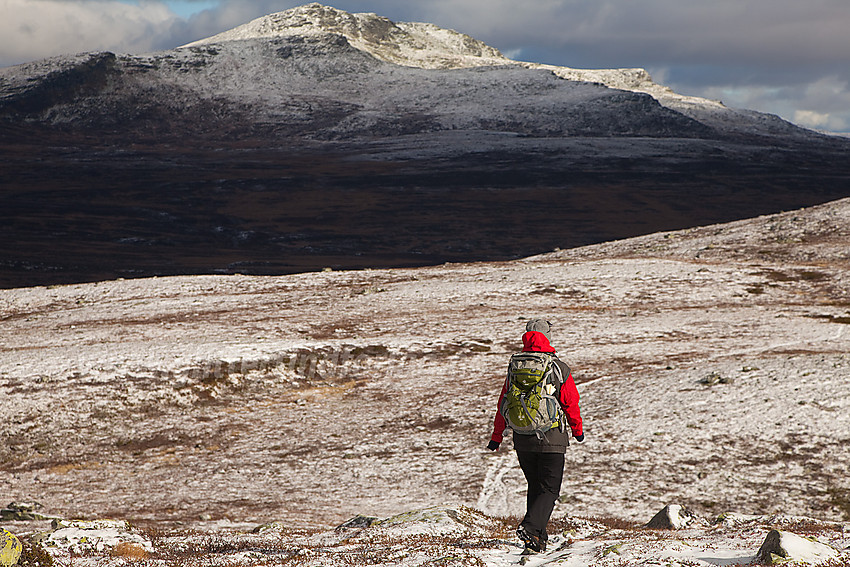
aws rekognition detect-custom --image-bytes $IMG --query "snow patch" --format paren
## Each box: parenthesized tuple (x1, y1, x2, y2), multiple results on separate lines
(40, 519, 154, 554)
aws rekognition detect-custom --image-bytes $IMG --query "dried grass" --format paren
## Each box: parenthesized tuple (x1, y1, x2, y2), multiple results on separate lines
(110, 542, 149, 560)
(579, 516, 642, 531)
(16, 538, 54, 567)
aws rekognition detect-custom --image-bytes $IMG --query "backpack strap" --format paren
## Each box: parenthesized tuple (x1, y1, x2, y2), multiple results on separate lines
(548, 359, 568, 433)
(550, 358, 563, 384)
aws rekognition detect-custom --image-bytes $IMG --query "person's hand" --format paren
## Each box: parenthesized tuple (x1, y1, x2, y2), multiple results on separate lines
(574, 434, 584, 442)
(487, 440, 500, 451)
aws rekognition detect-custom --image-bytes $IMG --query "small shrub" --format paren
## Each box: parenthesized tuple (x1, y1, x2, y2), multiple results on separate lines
(349, 345, 390, 357)
(489, 514, 523, 538)
(581, 516, 642, 531)
(827, 487, 850, 521)
(110, 542, 149, 560)
(797, 270, 828, 281)
(17, 539, 53, 567)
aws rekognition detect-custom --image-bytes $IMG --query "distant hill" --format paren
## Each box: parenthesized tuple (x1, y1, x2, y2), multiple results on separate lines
(1, 3, 849, 288)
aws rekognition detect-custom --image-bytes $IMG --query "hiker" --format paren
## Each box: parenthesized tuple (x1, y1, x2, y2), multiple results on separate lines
(487, 319, 584, 554)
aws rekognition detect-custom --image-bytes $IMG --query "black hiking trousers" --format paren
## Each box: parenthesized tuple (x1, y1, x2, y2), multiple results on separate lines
(516, 451, 565, 541)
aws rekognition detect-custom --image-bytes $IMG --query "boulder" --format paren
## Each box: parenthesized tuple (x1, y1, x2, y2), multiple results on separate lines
(335, 515, 379, 531)
(251, 521, 287, 534)
(700, 372, 733, 386)
(39, 519, 153, 555)
(0, 502, 53, 522)
(1, 529, 22, 567)
(714, 512, 763, 528)
(756, 529, 839, 564)
(645, 505, 698, 529)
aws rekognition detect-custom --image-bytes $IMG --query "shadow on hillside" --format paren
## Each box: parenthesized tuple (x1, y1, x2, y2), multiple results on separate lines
(2, 127, 850, 288)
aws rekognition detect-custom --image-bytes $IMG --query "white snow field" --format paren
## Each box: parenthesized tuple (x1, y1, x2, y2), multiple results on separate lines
(2, 198, 849, 566)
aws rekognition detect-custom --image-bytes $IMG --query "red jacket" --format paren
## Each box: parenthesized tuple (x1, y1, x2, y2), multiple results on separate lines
(491, 331, 583, 444)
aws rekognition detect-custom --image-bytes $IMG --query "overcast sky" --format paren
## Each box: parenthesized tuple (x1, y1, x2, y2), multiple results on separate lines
(2, 0, 849, 133)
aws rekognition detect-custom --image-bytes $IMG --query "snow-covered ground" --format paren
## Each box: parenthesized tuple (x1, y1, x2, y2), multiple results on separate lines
(2, 198, 849, 565)
(2, 5, 849, 564)
(4, 506, 848, 566)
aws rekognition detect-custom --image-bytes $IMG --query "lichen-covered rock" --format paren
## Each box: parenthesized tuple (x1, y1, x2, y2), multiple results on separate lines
(335, 515, 379, 531)
(756, 529, 839, 564)
(714, 512, 763, 528)
(0, 503, 53, 522)
(700, 371, 733, 385)
(1, 529, 22, 567)
(40, 520, 153, 555)
(371, 505, 500, 537)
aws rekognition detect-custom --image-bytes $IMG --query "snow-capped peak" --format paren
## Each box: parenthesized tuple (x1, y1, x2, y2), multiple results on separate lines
(182, 3, 507, 70)
(181, 3, 723, 112)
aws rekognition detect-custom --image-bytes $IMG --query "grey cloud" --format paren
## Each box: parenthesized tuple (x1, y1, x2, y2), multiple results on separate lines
(1, 0, 178, 65)
(405, 0, 850, 132)
(10, 0, 848, 75)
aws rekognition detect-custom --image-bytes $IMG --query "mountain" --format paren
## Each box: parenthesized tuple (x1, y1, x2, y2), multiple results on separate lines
(0, 2, 811, 140)
(0, 4, 709, 140)
(1, 3, 850, 289)
(181, 2, 809, 139)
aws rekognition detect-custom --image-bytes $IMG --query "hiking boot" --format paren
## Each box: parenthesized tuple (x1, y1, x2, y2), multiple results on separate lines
(517, 525, 544, 553)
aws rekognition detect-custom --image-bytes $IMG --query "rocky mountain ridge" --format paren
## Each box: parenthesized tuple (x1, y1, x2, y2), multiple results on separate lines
(183, 2, 786, 137)
(0, 2, 825, 140)
(182, 2, 508, 70)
